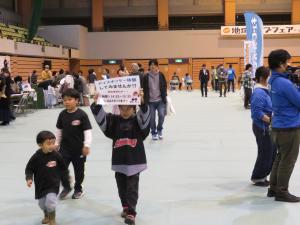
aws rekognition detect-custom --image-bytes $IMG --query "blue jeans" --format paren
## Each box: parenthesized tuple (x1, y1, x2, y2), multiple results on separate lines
(149, 101, 166, 135)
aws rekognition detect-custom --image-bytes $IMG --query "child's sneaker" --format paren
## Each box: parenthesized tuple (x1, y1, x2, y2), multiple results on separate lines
(72, 191, 85, 199)
(121, 207, 128, 218)
(152, 134, 159, 140)
(58, 188, 72, 200)
(124, 214, 135, 225)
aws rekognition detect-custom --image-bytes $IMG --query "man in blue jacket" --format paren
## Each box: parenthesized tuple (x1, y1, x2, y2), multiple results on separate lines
(268, 49, 300, 202)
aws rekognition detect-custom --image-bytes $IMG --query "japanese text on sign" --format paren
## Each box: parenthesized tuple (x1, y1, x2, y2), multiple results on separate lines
(95, 76, 141, 105)
(221, 25, 300, 36)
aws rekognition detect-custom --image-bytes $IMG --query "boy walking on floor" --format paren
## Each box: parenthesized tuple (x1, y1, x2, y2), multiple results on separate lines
(90, 89, 150, 225)
(25, 131, 69, 225)
(55, 88, 92, 199)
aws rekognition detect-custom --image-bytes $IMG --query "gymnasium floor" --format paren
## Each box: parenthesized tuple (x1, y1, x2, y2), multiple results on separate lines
(0, 90, 299, 225)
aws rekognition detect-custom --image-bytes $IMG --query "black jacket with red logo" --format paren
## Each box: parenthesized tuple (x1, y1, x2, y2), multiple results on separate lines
(91, 103, 150, 170)
(25, 150, 69, 199)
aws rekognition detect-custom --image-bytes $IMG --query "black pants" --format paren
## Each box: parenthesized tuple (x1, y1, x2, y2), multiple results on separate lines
(115, 172, 140, 216)
(219, 82, 227, 96)
(270, 129, 300, 190)
(251, 123, 276, 181)
(61, 150, 86, 192)
(244, 87, 252, 108)
(227, 80, 235, 92)
(200, 80, 208, 96)
(214, 79, 219, 91)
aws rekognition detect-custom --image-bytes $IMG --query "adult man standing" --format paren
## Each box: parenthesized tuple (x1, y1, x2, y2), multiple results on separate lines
(217, 64, 228, 97)
(199, 64, 210, 97)
(143, 59, 167, 140)
(268, 49, 300, 202)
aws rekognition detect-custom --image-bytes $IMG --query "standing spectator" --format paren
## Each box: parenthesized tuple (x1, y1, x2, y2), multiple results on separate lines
(28, 70, 38, 85)
(87, 69, 97, 97)
(73, 73, 84, 105)
(47, 82, 57, 109)
(211, 66, 218, 92)
(199, 64, 210, 97)
(227, 64, 236, 92)
(143, 59, 167, 140)
(138, 63, 145, 74)
(241, 64, 253, 109)
(218, 64, 228, 97)
(41, 65, 52, 81)
(78, 70, 90, 106)
(171, 72, 182, 91)
(250, 66, 276, 186)
(56, 69, 66, 84)
(184, 73, 193, 91)
(130, 63, 144, 87)
(268, 49, 300, 202)
(0, 68, 13, 126)
(102, 68, 110, 80)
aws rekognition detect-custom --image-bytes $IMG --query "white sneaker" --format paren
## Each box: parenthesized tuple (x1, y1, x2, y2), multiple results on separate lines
(152, 134, 159, 140)
(158, 134, 163, 140)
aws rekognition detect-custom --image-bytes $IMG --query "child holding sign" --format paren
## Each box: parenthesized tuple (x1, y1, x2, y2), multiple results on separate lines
(90, 89, 150, 225)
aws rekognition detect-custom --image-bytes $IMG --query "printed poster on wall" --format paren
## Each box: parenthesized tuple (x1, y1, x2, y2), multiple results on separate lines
(95, 75, 141, 105)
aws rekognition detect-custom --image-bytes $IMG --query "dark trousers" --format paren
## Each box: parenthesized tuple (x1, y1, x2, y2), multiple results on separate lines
(214, 79, 219, 91)
(227, 80, 235, 92)
(219, 82, 227, 96)
(200, 80, 208, 96)
(244, 87, 252, 108)
(115, 172, 140, 216)
(270, 129, 300, 190)
(61, 151, 86, 192)
(251, 123, 276, 181)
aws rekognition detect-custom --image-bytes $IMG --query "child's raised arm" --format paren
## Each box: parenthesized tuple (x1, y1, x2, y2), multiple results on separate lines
(90, 93, 114, 139)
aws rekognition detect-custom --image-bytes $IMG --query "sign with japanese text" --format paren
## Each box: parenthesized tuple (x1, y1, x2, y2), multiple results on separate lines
(221, 25, 300, 37)
(244, 12, 264, 74)
(244, 40, 253, 67)
(95, 76, 141, 105)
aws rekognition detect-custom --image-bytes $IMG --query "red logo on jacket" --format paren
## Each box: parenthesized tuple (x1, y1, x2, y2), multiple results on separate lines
(46, 161, 57, 168)
(114, 138, 137, 149)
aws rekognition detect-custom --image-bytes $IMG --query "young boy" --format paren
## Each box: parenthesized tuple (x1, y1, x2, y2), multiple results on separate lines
(90, 89, 150, 225)
(25, 131, 69, 225)
(55, 88, 92, 199)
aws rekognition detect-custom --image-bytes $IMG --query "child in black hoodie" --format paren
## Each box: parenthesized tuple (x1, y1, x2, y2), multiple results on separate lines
(91, 89, 150, 225)
(25, 131, 69, 225)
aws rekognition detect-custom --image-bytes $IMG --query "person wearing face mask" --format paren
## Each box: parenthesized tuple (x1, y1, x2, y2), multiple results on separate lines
(241, 64, 254, 109)
(267, 49, 300, 202)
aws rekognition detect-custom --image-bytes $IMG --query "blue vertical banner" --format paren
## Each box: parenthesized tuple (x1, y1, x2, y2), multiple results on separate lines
(244, 12, 264, 75)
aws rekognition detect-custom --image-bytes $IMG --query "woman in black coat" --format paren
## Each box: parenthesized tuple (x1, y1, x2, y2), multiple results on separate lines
(0, 68, 13, 126)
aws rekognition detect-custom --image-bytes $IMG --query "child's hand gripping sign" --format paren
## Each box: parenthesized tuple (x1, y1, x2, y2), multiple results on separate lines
(95, 76, 141, 105)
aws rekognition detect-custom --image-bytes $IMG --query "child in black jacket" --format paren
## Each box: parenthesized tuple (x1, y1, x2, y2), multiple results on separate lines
(25, 131, 69, 225)
(91, 89, 150, 225)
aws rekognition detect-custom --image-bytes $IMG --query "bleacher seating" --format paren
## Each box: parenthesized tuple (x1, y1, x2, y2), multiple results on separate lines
(0, 22, 55, 46)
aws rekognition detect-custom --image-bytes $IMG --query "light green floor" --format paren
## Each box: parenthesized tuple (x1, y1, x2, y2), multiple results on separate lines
(0, 90, 299, 225)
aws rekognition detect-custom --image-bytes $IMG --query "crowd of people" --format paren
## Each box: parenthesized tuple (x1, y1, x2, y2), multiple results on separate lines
(1, 52, 300, 225)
